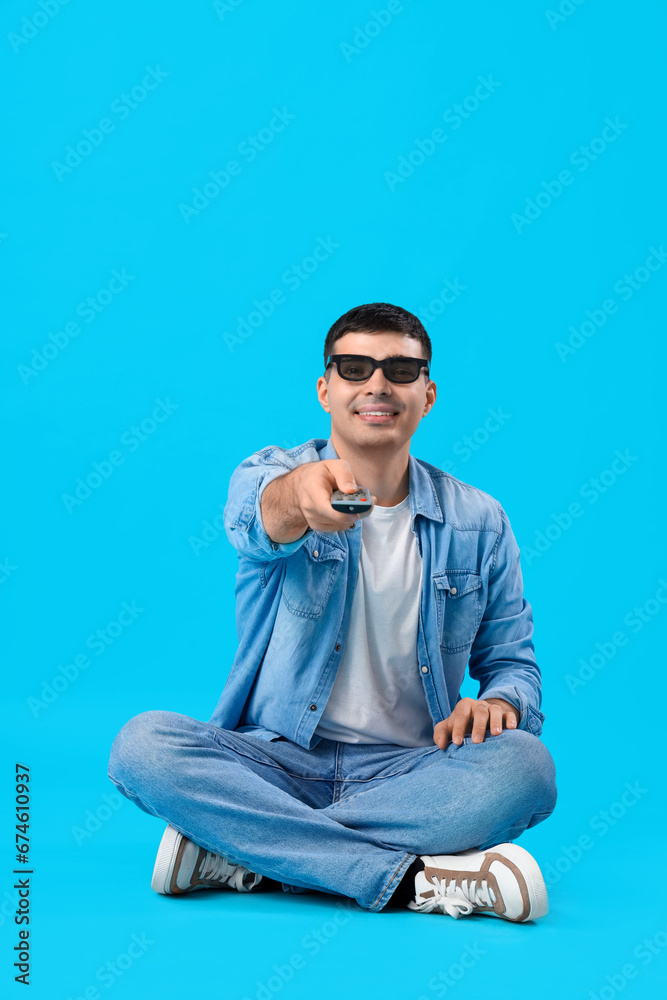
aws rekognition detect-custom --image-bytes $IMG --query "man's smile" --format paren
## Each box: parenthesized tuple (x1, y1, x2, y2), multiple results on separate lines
(354, 405, 399, 423)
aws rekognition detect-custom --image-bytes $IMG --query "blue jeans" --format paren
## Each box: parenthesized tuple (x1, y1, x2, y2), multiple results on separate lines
(107, 711, 557, 912)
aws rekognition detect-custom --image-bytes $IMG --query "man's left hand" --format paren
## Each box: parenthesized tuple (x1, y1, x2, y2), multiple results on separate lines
(433, 697, 521, 750)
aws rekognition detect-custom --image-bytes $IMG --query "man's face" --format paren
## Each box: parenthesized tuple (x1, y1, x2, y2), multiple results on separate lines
(316, 331, 436, 451)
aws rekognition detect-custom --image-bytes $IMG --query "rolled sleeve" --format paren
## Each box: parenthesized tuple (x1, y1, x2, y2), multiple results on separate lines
(224, 455, 313, 562)
(478, 683, 545, 736)
(468, 504, 545, 736)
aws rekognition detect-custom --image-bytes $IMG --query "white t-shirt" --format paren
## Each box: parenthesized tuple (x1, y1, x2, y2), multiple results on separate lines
(314, 493, 434, 746)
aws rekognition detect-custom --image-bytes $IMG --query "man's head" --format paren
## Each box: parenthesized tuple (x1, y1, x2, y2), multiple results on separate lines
(317, 303, 436, 453)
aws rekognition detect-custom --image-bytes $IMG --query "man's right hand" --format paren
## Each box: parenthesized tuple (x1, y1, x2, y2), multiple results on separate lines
(296, 459, 377, 534)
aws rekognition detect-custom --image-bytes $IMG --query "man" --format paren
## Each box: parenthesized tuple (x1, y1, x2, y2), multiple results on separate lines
(108, 302, 557, 920)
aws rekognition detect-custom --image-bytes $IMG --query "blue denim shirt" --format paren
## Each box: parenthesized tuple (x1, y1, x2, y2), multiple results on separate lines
(209, 437, 545, 749)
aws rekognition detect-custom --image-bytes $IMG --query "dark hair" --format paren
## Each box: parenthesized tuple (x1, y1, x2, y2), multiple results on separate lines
(323, 302, 431, 381)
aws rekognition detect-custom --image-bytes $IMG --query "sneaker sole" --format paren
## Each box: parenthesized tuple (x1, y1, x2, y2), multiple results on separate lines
(151, 824, 183, 895)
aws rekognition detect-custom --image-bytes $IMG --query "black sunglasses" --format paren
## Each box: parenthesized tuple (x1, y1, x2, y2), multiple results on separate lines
(325, 355, 430, 384)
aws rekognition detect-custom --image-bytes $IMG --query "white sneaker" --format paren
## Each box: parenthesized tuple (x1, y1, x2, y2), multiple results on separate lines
(151, 824, 263, 896)
(407, 843, 548, 922)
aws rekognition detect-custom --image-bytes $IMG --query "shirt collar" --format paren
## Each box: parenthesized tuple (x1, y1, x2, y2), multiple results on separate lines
(321, 437, 444, 524)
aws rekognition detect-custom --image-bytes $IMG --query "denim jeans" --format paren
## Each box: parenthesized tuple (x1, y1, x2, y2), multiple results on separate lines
(107, 711, 557, 912)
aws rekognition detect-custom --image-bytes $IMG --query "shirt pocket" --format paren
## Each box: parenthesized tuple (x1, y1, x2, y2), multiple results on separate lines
(433, 570, 484, 652)
(281, 534, 345, 620)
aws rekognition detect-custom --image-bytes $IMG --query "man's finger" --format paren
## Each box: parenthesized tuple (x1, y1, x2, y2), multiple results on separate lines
(433, 720, 451, 750)
(328, 459, 358, 493)
(451, 707, 470, 746)
(489, 704, 504, 736)
(470, 703, 490, 743)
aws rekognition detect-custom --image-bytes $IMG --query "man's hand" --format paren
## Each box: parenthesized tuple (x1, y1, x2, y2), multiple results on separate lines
(261, 459, 377, 544)
(296, 459, 377, 534)
(433, 697, 520, 750)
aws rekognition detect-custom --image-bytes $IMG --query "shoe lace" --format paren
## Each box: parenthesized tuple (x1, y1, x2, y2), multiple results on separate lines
(199, 852, 255, 892)
(421, 874, 496, 918)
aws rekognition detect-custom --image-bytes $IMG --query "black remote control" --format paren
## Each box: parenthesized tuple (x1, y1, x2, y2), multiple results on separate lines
(331, 488, 373, 518)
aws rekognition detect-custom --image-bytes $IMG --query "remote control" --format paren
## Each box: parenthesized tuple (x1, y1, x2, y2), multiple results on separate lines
(331, 488, 373, 518)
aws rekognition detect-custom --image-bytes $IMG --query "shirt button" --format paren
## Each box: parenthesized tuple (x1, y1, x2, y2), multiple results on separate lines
(450, 586, 457, 595)
(421, 666, 429, 673)
(335, 644, 341, 651)
(313, 550, 319, 558)
(271, 543, 278, 550)
(310, 704, 317, 711)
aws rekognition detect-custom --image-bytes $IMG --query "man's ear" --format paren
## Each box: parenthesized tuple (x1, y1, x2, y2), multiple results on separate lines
(316, 375, 331, 414)
(423, 378, 436, 416)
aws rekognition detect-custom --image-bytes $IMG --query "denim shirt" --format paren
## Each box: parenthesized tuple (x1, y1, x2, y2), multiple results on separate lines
(209, 437, 545, 749)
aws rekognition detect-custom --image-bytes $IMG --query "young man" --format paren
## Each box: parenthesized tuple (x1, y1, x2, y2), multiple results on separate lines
(108, 302, 557, 920)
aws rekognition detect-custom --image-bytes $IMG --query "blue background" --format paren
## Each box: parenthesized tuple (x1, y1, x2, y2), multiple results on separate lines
(2, 0, 666, 997)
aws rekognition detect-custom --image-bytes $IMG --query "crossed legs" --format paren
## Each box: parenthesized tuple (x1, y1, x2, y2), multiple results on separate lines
(108, 710, 557, 912)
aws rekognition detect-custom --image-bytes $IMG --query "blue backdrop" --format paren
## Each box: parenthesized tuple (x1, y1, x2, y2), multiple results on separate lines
(2, 1, 665, 998)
